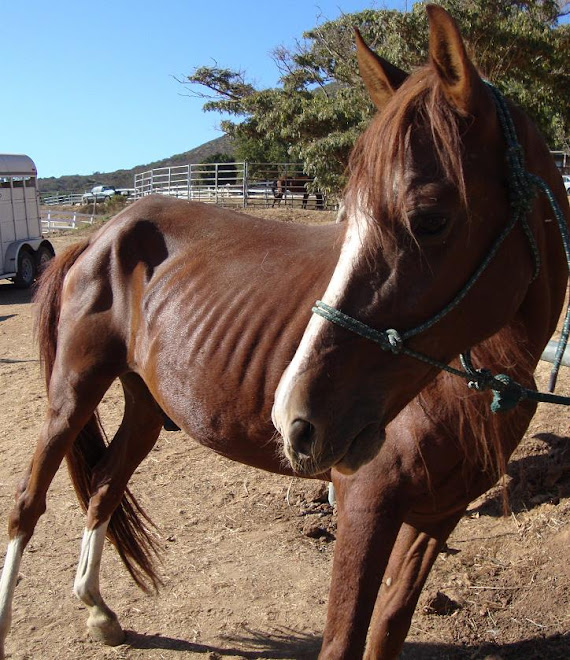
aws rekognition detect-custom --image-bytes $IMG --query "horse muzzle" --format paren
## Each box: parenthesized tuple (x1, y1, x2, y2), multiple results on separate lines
(278, 414, 386, 477)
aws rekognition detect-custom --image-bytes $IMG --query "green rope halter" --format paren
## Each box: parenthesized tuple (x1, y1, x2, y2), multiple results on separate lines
(312, 84, 570, 413)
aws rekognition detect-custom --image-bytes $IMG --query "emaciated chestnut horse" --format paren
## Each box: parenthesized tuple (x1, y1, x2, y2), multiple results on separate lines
(1, 6, 569, 659)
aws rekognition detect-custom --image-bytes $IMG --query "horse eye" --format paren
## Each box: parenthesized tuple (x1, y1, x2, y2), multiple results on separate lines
(411, 214, 449, 238)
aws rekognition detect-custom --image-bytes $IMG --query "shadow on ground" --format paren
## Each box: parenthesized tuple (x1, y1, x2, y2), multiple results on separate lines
(124, 627, 570, 659)
(473, 432, 570, 517)
(0, 282, 33, 305)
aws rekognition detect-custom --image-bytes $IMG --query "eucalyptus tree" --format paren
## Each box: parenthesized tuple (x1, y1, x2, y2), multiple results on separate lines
(185, 1, 569, 193)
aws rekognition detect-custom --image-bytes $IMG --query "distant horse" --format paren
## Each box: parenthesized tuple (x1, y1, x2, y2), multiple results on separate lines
(1, 6, 569, 659)
(272, 174, 325, 209)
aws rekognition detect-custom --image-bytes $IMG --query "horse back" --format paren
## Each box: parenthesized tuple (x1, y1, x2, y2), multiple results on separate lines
(58, 196, 342, 472)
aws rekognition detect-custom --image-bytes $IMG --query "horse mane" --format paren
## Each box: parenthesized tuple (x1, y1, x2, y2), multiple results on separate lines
(344, 65, 468, 249)
(418, 323, 535, 488)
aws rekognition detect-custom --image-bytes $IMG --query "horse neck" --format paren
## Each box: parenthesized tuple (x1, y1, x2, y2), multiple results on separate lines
(513, 107, 570, 349)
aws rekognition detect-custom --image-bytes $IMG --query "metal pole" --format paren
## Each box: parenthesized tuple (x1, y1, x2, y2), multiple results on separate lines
(541, 340, 570, 367)
(243, 162, 248, 209)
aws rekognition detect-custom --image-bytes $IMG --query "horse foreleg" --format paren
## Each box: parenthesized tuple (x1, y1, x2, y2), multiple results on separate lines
(319, 469, 404, 660)
(364, 513, 464, 659)
(73, 373, 162, 645)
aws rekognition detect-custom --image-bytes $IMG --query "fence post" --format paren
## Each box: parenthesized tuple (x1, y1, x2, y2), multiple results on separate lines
(215, 163, 219, 205)
(242, 162, 249, 209)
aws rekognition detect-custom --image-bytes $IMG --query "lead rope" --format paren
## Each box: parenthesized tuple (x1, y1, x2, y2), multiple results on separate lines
(312, 84, 570, 413)
(488, 84, 570, 394)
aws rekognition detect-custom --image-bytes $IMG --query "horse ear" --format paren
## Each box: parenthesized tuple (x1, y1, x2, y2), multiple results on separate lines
(426, 4, 482, 115)
(354, 28, 408, 111)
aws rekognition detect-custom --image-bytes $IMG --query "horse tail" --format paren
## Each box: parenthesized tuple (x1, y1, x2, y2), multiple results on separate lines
(34, 241, 161, 593)
(35, 241, 89, 384)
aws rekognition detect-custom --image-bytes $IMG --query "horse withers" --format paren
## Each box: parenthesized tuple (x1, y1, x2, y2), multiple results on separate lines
(0, 5, 568, 659)
(272, 174, 325, 209)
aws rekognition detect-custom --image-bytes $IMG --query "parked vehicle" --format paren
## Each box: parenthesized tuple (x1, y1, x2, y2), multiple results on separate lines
(563, 174, 570, 194)
(0, 155, 55, 288)
(81, 185, 118, 204)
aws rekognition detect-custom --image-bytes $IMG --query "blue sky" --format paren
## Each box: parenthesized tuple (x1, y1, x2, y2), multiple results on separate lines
(3, 1, 410, 180)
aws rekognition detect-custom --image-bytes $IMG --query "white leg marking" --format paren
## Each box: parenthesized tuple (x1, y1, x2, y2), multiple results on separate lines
(74, 522, 125, 646)
(328, 482, 336, 506)
(74, 523, 107, 606)
(0, 536, 25, 659)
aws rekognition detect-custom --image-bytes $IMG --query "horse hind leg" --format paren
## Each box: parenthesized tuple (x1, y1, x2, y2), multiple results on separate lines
(73, 372, 163, 646)
(0, 355, 117, 658)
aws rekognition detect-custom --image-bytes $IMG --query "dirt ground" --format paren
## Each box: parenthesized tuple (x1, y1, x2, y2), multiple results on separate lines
(0, 207, 568, 659)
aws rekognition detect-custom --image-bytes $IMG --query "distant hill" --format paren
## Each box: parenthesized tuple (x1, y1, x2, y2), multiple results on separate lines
(39, 135, 234, 194)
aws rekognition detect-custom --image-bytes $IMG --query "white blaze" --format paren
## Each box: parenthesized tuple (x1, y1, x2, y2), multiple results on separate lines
(273, 210, 371, 436)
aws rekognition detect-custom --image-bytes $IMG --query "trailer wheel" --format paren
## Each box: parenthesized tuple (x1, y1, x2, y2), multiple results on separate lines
(14, 250, 36, 289)
(36, 244, 54, 275)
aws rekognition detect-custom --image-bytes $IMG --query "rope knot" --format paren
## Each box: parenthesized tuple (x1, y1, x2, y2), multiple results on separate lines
(466, 368, 494, 392)
(490, 374, 527, 413)
(384, 329, 403, 354)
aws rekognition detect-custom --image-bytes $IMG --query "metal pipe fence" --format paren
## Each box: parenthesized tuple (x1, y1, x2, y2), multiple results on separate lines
(41, 192, 84, 206)
(133, 162, 332, 210)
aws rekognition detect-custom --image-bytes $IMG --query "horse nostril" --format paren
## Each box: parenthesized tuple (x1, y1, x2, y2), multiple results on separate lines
(288, 418, 315, 458)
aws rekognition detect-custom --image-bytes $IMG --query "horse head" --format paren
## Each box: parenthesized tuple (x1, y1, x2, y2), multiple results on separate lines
(272, 5, 565, 476)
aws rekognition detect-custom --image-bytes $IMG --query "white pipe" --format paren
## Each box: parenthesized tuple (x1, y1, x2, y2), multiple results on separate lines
(540, 339, 570, 367)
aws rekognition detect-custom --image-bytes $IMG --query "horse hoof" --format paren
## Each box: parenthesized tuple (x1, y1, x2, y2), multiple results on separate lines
(87, 614, 125, 646)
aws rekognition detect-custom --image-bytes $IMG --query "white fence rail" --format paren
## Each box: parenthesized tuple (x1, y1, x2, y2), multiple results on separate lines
(41, 192, 84, 206)
(41, 210, 95, 233)
(133, 162, 331, 210)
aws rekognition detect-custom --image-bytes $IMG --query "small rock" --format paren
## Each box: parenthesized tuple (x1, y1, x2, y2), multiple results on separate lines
(302, 520, 332, 540)
(307, 482, 330, 504)
(422, 591, 461, 615)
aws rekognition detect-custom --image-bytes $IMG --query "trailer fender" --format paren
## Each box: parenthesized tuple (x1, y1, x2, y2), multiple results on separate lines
(4, 240, 42, 275)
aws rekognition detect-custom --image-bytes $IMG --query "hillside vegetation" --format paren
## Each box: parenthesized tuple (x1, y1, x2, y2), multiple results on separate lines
(39, 135, 234, 194)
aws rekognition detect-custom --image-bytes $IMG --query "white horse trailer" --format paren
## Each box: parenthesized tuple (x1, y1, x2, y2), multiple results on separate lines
(0, 155, 54, 287)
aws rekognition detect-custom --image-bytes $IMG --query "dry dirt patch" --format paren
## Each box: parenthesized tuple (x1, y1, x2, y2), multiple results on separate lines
(0, 207, 567, 659)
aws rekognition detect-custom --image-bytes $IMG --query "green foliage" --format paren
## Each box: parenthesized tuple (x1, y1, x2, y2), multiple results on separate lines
(438, 1, 569, 149)
(185, 0, 569, 193)
(104, 195, 129, 214)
